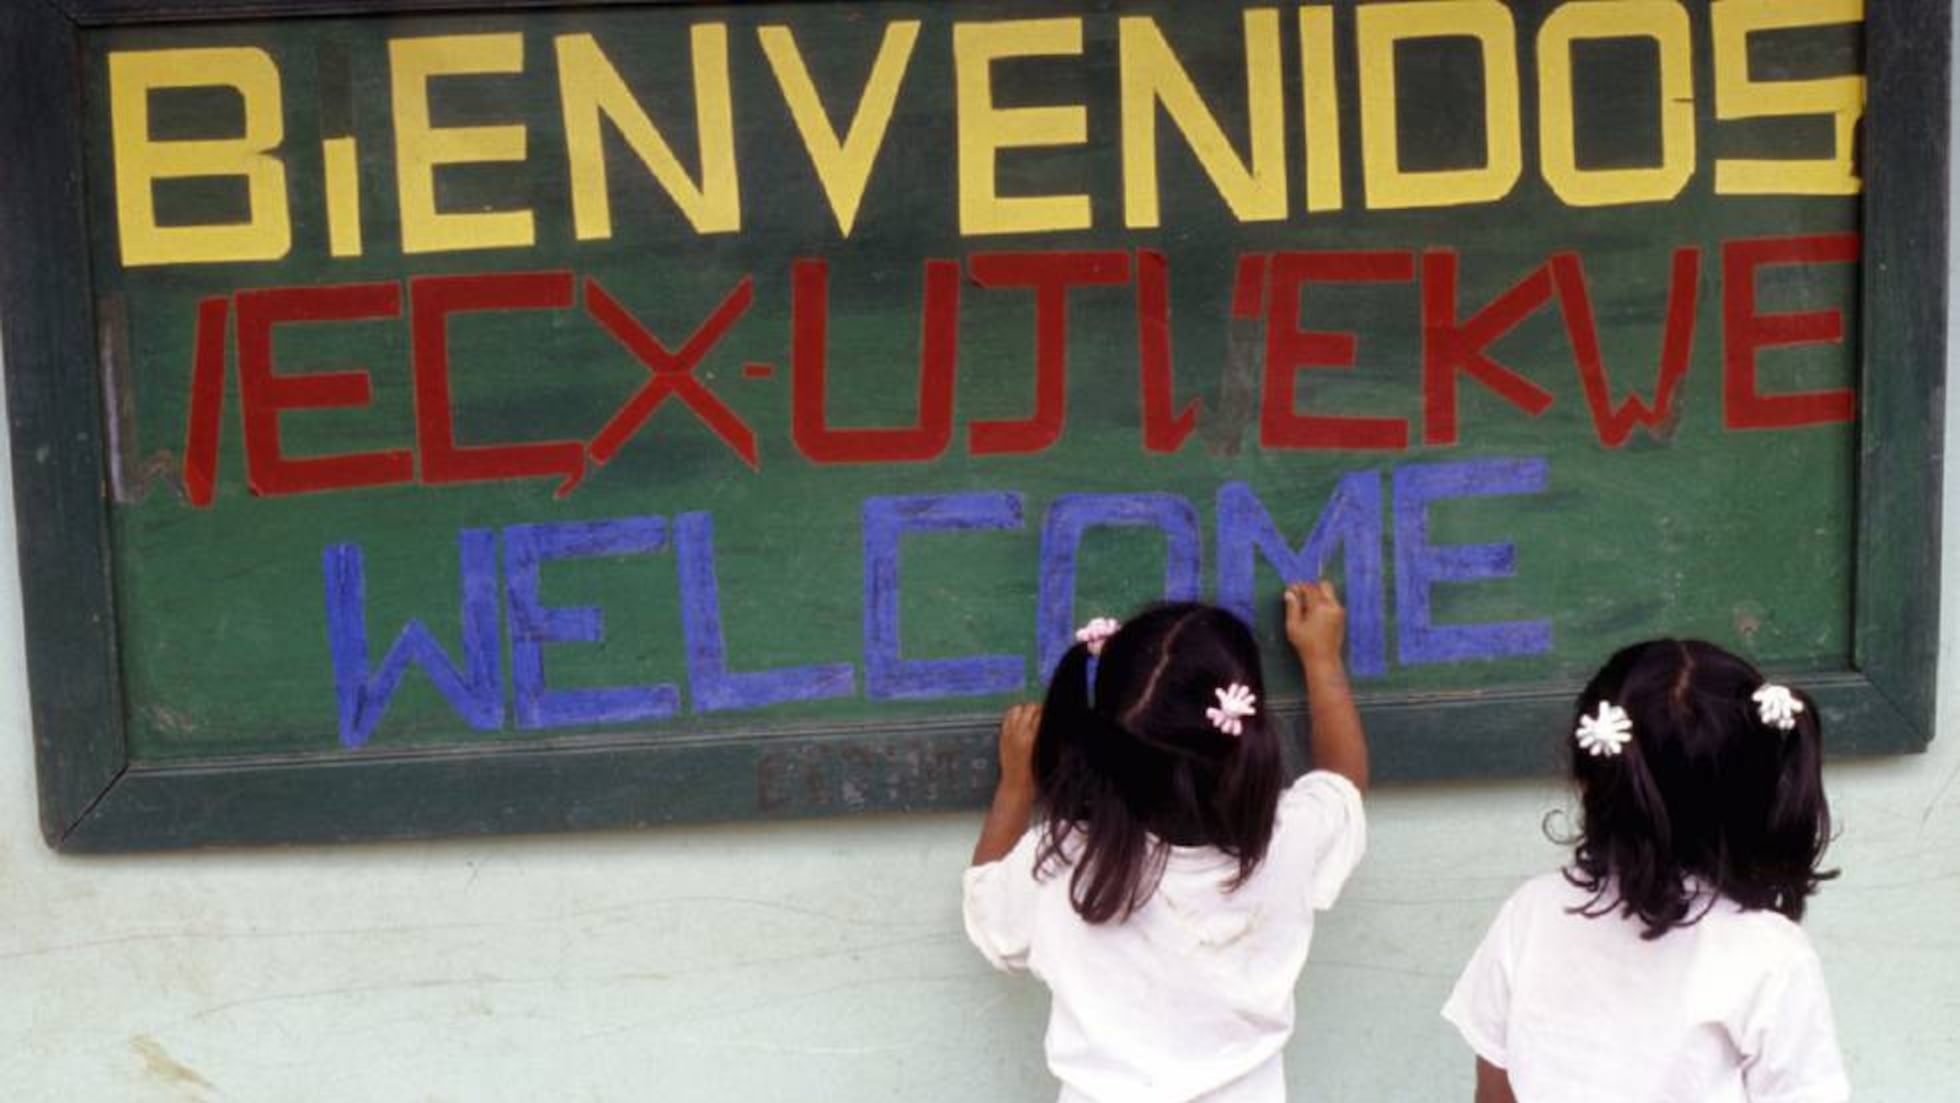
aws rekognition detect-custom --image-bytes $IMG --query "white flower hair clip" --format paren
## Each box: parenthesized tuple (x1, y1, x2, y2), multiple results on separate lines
(1074, 617, 1121, 657)
(1752, 683, 1805, 732)
(1206, 683, 1257, 737)
(1574, 700, 1633, 758)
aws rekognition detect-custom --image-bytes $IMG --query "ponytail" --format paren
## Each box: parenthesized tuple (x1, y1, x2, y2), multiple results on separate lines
(1033, 642, 1095, 788)
(1034, 642, 1162, 923)
(1758, 687, 1837, 919)
(1570, 719, 1702, 934)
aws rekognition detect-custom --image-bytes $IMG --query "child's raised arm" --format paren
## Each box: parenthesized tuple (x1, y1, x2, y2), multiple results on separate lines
(971, 703, 1040, 865)
(1285, 581, 1370, 793)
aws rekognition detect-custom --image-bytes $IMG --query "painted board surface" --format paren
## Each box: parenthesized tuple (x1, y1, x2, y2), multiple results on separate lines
(3, 0, 1945, 849)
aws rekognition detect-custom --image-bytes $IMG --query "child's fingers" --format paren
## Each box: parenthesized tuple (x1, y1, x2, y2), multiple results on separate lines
(1003, 703, 1041, 738)
(1285, 581, 1332, 611)
(999, 705, 1039, 770)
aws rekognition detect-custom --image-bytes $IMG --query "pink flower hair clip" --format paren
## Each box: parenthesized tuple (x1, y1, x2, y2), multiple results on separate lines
(1075, 617, 1121, 657)
(1206, 683, 1257, 737)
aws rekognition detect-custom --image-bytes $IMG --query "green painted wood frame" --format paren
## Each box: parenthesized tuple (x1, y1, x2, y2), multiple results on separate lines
(3, 0, 1948, 851)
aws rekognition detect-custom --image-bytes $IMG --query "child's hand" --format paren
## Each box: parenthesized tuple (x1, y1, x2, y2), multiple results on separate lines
(1287, 580, 1370, 791)
(974, 703, 1042, 864)
(1285, 580, 1347, 667)
(998, 703, 1041, 791)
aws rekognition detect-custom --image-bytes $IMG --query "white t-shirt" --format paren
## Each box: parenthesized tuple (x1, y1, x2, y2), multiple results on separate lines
(1443, 871, 1849, 1103)
(963, 771, 1366, 1103)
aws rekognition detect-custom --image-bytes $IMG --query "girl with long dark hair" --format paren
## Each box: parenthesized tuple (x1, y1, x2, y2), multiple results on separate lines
(1445, 639, 1847, 1103)
(964, 582, 1369, 1102)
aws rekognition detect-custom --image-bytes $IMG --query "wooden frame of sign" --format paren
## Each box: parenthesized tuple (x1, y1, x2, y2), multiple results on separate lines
(3, 0, 1946, 850)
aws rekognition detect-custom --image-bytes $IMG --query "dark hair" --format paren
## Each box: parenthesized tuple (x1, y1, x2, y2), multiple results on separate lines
(1032, 603, 1284, 924)
(1562, 639, 1835, 939)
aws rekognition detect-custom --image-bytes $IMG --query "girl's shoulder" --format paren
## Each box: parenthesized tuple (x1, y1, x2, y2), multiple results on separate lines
(1272, 769, 1366, 848)
(1479, 870, 1584, 936)
(1483, 869, 1582, 914)
(1265, 771, 1368, 910)
(1276, 769, 1364, 819)
(1695, 891, 1818, 960)
(1502, 870, 1819, 962)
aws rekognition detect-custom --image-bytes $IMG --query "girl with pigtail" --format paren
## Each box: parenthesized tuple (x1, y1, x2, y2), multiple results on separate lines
(964, 582, 1369, 1103)
(1445, 640, 1848, 1103)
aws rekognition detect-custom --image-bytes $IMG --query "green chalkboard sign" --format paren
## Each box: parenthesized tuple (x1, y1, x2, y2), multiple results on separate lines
(2, 0, 1946, 851)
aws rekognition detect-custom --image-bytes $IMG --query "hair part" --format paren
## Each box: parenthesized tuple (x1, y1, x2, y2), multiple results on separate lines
(1032, 603, 1284, 924)
(1560, 639, 1837, 939)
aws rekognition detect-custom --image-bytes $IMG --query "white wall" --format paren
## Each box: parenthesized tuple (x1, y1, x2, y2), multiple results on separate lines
(3, 78, 1956, 1103)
